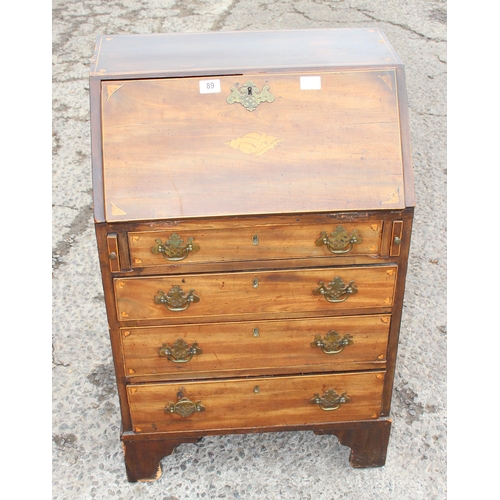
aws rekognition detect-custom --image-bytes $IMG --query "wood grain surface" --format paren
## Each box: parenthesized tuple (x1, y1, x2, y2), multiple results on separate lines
(121, 314, 390, 380)
(100, 70, 404, 222)
(114, 265, 398, 322)
(128, 220, 383, 268)
(90, 28, 401, 78)
(127, 371, 385, 434)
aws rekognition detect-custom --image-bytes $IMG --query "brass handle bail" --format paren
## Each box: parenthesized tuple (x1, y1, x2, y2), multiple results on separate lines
(313, 277, 358, 303)
(310, 331, 353, 354)
(310, 389, 350, 411)
(315, 226, 362, 254)
(165, 396, 205, 418)
(159, 338, 202, 363)
(154, 286, 200, 312)
(151, 233, 199, 261)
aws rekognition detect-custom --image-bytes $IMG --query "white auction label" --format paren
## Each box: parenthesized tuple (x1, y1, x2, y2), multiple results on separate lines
(199, 79, 221, 94)
(300, 76, 321, 90)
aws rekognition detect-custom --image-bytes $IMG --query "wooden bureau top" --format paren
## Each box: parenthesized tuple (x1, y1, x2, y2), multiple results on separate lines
(90, 28, 402, 79)
(90, 29, 415, 223)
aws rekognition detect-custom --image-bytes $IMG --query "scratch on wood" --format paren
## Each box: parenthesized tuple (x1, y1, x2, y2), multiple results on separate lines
(213, 352, 222, 365)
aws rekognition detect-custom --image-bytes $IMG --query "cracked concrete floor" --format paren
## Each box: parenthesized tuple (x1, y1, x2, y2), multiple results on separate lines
(52, 1, 446, 498)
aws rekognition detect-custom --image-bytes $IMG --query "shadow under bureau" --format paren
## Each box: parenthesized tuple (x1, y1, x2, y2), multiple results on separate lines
(89, 28, 415, 482)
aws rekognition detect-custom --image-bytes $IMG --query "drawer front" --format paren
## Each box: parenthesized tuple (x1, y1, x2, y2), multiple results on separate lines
(122, 315, 390, 379)
(127, 371, 385, 434)
(128, 221, 383, 268)
(114, 265, 397, 322)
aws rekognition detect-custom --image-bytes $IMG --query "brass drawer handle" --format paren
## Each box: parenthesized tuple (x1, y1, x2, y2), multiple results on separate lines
(151, 233, 200, 261)
(310, 330, 353, 354)
(310, 389, 350, 411)
(315, 226, 362, 254)
(154, 286, 200, 312)
(165, 397, 205, 418)
(226, 81, 275, 111)
(159, 338, 202, 363)
(313, 277, 358, 303)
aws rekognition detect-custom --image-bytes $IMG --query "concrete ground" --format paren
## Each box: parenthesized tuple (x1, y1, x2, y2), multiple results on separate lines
(52, 1, 447, 498)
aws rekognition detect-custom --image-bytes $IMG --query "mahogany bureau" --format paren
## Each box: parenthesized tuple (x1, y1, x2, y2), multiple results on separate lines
(89, 28, 415, 482)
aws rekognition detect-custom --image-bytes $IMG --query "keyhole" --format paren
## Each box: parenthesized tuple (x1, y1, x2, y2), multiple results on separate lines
(247, 86, 252, 95)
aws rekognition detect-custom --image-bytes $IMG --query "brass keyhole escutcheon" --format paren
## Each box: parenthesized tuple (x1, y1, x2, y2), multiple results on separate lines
(254, 386, 260, 394)
(226, 81, 275, 111)
(252, 279, 259, 288)
(253, 328, 260, 337)
(252, 235, 259, 245)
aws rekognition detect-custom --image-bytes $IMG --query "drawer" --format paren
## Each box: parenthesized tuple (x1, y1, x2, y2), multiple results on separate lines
(127, 371, 385, 434)
(114, 265, 397, 322)
(122, 315, 390, 380)
(127, 221, 383, 268)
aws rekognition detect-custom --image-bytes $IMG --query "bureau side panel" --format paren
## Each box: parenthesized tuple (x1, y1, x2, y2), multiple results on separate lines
(381, 209, 414, 414)
(90, 78, 105, 222)
(94, 223, 133, 430)
(395, 67, 416, 208)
